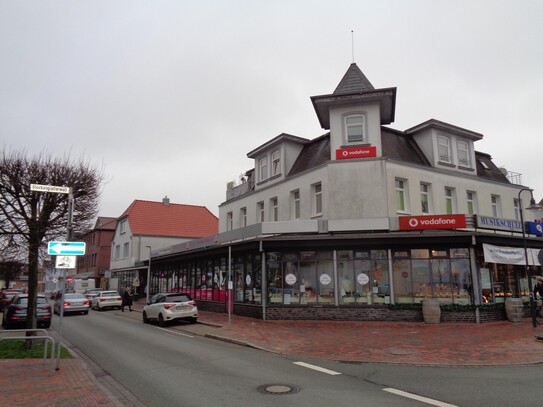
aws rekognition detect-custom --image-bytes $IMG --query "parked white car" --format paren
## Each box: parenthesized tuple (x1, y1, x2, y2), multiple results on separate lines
(91, 290, 122, 311)
(143, 292, 198, 327)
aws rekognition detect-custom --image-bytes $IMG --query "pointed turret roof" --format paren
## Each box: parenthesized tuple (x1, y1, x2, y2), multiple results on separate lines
(310, 64, 396, 129)
(333, 63, 374, 94)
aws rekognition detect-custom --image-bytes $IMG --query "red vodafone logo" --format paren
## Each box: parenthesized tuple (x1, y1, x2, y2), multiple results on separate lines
(336, 146, 377, 160)
(399, 214, 467, 230)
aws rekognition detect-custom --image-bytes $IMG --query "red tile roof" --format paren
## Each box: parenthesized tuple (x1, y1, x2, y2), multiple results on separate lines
(120, 200, 218, 238)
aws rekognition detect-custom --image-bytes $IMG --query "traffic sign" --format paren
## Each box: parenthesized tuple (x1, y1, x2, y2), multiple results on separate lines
(56, 255, 76, 269)
(30, 184, 71, 194)
(48, 241, 86, 256)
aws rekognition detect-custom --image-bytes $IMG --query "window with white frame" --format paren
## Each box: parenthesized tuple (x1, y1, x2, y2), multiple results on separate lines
(240, 207, 247, 227)
(312, 183, 323, 216)
(123, 242, 129, 258)
(271, 150, 281, 176)
(445, 187, 456, 214)
(467, 191, 477, 215)
(226, 211, 233, 231)
(457, 140, 470, 167)
(491, 195, 501, 217)
(437, 135, 451, 163)
(257, 201, 264, 223)
(396, 179, 408, 213)
(420, 183, 430, 214)
(259, 157, 268, 182)
(513, 199, 520, 220)
(345, 114, 365, 143)
(291, 189, 300, 220)
(270, 197, 278, 221)
(115, 245, 120, 260)
(120, 220, 127, 234)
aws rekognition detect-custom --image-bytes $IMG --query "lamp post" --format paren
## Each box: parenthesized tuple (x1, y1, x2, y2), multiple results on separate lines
(518, 188, 541, 328)
(145, 246, 152, 304)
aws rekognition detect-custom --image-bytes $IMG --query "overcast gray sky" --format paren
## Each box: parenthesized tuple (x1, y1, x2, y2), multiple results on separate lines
(1, 1, 542, 217)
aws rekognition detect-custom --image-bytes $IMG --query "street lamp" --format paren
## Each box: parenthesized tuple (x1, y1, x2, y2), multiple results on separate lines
(518, 188, 542, 328)
(145, 246, 152, 304)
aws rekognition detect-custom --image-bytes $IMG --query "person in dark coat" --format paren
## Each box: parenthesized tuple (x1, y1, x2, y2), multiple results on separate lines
(122, 287, 133, 312)
(534, 278, 543, 317)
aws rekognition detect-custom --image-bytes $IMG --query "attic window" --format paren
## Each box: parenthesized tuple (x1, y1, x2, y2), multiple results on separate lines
(345, 114, 365, 143)
(437, 135, 451, 163)
(479, 160, 490, 170)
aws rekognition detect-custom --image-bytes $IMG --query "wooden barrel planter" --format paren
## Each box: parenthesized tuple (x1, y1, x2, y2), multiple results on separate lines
(422, 298, 441, 324)
(505, 298, 524, 323)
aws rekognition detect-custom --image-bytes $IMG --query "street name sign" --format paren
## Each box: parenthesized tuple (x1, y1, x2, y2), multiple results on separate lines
(30, 184, 70, 194)
(48, 241, 86, 256)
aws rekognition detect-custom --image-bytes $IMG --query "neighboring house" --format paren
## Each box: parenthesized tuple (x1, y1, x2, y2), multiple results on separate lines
(75, 216, 117, 289)
(109, 196, 218, 297)
(145, 63, 543, 322)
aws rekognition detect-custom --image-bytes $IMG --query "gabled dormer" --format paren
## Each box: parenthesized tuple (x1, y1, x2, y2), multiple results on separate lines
(247, 133, 309, 190)
(310, 63, 396, 159)
(405, 119, 482, 174)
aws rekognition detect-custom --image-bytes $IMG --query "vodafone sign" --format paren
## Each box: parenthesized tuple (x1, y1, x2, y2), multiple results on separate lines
(336, 146, 377, 160)
(399, 214, 466, 230)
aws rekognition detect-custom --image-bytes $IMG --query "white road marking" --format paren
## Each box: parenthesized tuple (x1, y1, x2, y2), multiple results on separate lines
(157, 327, 194, 337)
(383, 388, 459, 407)
(293, 361, 342, 376)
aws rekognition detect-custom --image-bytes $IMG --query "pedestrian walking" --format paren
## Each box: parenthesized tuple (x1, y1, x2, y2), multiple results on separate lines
(534, 278, 543, 318)
(122, 287, 133, 312)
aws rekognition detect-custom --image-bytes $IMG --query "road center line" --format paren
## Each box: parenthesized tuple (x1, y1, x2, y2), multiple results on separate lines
(293, 361, 342, 376)
(383, 388, 458, 407)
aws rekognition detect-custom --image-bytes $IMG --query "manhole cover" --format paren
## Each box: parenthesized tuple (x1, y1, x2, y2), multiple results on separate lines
(257, 384, 300, 395)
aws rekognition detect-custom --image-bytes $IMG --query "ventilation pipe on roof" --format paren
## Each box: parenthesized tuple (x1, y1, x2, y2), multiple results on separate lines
(163, 196, 170, 206)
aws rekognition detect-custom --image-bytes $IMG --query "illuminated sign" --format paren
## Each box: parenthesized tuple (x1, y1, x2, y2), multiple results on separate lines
(335, 146, 377, 160)
(526, 222, 543, 236)
(399, 214, 467, 230)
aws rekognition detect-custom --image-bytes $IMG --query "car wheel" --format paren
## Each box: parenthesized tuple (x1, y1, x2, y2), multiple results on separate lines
(190, 317, 197, 324)
(84, 311, 89, 315)
(43, 322, 51, 329)
(143, 311, 149, 324)
(158, 314, 166, 327)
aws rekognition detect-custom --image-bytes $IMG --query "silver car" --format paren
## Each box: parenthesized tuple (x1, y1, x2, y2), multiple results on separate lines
(54, 292, 91, 315)
(143, 292, 198, 327)
(91, 290, 122, 311)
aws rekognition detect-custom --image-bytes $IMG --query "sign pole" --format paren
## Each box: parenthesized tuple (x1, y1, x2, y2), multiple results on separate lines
(55, 188, 73, 371)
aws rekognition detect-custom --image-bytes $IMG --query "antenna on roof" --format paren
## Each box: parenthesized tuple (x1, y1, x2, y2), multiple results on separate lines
(351, 30, 355, 63)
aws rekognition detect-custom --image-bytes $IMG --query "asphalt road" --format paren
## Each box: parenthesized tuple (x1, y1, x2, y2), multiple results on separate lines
(51, 310, 541, 407)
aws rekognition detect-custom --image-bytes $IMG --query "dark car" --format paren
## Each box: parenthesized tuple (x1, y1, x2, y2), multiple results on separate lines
(0, 290, 20, 312)
(2, 294, 52, 329)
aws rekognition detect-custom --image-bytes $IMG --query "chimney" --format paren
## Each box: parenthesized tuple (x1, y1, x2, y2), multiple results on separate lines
(162, 196, 170, 206)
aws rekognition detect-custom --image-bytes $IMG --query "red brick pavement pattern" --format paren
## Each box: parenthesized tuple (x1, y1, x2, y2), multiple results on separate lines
(0, 359, 117, 407)
(198, 312, 543, 366)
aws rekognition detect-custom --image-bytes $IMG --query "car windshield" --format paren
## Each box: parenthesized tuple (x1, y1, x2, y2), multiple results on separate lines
(166, 295, 192, 302)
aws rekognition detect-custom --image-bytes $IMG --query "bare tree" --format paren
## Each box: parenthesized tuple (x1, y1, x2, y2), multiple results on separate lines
(0, 148, 104, 340)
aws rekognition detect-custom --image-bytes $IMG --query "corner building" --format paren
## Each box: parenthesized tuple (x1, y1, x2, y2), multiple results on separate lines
(150, 64, 543, 322)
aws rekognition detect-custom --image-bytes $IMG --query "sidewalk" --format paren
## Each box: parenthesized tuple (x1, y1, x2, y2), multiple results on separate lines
(2, 299, 543, 406)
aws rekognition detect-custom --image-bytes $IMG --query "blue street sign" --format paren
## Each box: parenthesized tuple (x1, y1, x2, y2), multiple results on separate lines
(47, 241, 86, 256)
(526, 222, 543, 237)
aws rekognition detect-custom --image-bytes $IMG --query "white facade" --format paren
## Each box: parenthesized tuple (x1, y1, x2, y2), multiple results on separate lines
(219, 65, 535, 233)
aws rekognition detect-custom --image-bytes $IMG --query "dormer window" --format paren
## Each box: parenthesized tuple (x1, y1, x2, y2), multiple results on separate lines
(456, 140, 470, 167)
(345, 114, 365, 143)
(437, 135, 451, 163)
(271, 150, 280, 176)
(259, 157, 268, 181)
